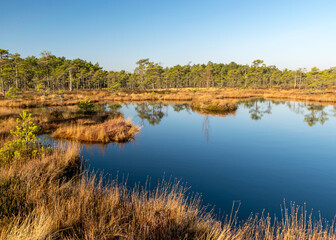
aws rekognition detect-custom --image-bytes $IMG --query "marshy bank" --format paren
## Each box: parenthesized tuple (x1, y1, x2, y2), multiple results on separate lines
(4, 88, 336, 109)
(0, 97, 141, 145)
(1, 112, 336, 239)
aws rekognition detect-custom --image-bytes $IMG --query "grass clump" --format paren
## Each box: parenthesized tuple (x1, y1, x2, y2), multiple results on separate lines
(52, 116, 140, 143)
(191, 99, 238, 114)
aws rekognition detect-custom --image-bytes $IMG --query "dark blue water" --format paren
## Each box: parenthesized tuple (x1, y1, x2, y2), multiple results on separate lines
(78, 100, 336, 220)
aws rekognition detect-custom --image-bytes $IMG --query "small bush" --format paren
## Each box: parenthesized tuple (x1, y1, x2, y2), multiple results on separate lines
(78, 97, 95, 114)
(5, 87, 21, 99)
(0, 111, 51, 166)
(108, 83, 122, 93)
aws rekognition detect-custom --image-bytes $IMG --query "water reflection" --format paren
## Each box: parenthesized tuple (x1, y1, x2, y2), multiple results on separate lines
(135, 103, 167, 126)
(242, 99, 334, 126)
(171, 103, 191, 113)
(202, 116, 210, 142)
(43, 100, 336, 220)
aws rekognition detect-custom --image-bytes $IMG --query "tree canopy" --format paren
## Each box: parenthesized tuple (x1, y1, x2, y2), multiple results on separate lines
(1, 48, 335, 95)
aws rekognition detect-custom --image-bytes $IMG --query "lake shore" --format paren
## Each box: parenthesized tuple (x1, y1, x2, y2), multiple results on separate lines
(2, 88, 336, 109)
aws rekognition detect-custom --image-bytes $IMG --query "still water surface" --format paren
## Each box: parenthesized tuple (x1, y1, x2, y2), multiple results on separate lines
(74, 100, 336, 219)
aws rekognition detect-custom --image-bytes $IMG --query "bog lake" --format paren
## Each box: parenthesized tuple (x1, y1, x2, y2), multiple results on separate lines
(46, 99, 336, 220)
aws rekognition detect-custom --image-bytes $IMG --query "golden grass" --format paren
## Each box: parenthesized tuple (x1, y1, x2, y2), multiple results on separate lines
(191, 99, 238, 115)
(0, 139, 336, 239)
(3, 87, 336, 109)
(0, 118, 17, 139)
(52, 117, 140, 143)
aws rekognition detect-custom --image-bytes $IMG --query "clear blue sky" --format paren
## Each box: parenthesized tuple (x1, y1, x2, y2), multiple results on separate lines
(1, 0, 336, 71)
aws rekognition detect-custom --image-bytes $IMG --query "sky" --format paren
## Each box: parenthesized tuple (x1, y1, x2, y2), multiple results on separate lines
(1, 0, 336, 71)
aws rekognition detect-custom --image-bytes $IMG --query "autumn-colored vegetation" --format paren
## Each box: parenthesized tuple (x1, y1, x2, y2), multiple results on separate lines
(2, 88, 336, 115)
(52, 117, 140, 143)
(191, 99, 238, 114)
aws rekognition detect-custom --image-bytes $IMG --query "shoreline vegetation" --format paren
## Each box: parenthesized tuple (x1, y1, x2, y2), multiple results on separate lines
(0, 112, 336, 239)
(2, 88, 336, 109)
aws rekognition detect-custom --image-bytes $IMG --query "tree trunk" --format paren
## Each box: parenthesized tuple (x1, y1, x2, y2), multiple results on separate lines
(15, 65, 19, 88)
(69, 69, 73, 91)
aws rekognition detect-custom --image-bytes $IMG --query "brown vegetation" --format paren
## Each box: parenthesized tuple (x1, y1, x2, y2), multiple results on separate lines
(191, 99, 238, 115)
(0, 118, 17, 140)
(3, 88, 336, 109)
(52, 117, 140, 143)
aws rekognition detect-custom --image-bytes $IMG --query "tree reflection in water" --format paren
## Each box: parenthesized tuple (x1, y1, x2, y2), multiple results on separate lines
(135, 103, 167, 126)
(242, 98, 332, 126)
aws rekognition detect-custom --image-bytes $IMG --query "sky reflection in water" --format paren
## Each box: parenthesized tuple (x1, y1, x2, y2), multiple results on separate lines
(78, 99, 336, 220)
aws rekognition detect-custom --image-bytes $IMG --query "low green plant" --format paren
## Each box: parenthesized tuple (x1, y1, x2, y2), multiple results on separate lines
(78, 97, 95, 114)
(0, 111, 51, 166)
(189, 88, 200, 93)
(5, 87, 22, 99)
(108, 83, 122, 93)
(35, 83, 45, 93)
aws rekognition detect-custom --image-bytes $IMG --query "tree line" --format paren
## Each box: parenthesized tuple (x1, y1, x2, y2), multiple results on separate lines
(1, 48, 336, 95)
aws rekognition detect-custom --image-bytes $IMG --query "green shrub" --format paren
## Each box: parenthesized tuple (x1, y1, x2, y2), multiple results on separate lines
(108, 83, 122, 92)
(5, 87, 21, 99)
(78, 97, 95, 114)
(0, 111, 51, 166)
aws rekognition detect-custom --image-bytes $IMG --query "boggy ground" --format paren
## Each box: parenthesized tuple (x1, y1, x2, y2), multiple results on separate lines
(3, 87, 336, 109)
(0, 114, 336, 239)
(4, 87, 336, 143)
(0, 103, 140, 144)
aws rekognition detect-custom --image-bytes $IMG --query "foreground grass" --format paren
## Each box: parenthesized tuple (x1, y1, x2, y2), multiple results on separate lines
(1, 146, 336, 239)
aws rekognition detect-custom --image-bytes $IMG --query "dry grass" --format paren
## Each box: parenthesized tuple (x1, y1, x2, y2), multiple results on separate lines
(0, 138, 336, 239)
(191, 99, 238, 116)
(52, 117, 140, 143)
(3, 88, 336, 108)
(0, 118, 17, 139)
(1, 147, 336, 239)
